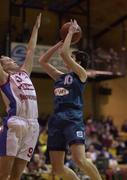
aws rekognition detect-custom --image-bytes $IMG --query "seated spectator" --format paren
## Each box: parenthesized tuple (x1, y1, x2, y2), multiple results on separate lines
(100, 131, 114, 148)
(108, 157, 118, 170)
(108, 139, 119, 158)
(116, 137, 126, 156)
(86, 118, 97, 135)
(86, 144, 99, 162)
(65, 152, 77, 171)
(121, 120, 127, 132)
(39, 125, 48, 154)
(122, 149, 127, 164)
(27, 153, 51, 177)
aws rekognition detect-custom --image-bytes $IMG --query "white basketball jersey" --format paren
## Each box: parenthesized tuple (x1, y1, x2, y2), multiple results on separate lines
(0, 71, 38, 119)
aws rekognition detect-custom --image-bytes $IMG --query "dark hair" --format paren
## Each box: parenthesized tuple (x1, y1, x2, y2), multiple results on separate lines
(72, 50, 90, 69)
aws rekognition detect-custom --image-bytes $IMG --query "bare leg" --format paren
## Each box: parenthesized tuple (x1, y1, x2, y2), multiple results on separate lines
(0, 156, 15, 180)
(9, 158, 27, 180)
(49, 151, 80, 180)
(70, 144, 102, 180)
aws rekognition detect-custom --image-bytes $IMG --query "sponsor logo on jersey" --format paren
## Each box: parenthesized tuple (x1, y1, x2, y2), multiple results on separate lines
(15, 75, 35, 90)
(76, 131, 83, 137)
(18, 83, 35, 90)
(19, 94, 37, 101)
(54, 87, 69, 96)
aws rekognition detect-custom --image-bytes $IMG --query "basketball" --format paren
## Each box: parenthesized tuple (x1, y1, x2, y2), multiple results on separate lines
(60, 22, 82, 44)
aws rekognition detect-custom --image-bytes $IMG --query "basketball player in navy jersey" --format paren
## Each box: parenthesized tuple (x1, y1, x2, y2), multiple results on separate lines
(39, 20, 102, 180)
(0, 14, 41, 180)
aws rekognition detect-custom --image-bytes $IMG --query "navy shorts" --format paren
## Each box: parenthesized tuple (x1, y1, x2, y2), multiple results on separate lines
(47, 113, 85, 151)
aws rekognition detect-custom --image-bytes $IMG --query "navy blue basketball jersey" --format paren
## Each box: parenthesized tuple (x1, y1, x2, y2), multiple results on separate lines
(53, 72, 86, 119)
(48, 72, 86, 150)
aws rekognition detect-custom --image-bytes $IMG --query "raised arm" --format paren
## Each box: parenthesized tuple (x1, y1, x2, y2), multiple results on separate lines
(60, 20, 87, 82)
(21, 13, 41, 75)
(39, 41, 63, 80)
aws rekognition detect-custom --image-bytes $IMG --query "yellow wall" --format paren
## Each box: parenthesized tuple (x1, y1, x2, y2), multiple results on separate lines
(96, 75, 127, 128)
(83, 83, 93, 117)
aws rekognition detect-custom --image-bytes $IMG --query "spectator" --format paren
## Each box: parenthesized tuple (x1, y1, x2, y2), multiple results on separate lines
(121, 120, 127, 132)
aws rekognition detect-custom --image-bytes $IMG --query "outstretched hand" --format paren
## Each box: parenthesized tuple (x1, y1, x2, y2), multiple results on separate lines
(35, 13, 42, 29)
(69, 19, 80, 34)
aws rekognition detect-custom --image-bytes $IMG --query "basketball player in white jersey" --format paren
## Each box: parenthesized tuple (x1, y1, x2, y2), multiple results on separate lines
(0, 14, 41, 180)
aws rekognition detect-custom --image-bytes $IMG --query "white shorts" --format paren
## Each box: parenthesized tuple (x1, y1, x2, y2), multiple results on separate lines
(0, 116, 39, 162)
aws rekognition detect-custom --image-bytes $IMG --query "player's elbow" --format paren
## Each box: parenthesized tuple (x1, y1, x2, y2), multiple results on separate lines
(60, 45, 68, 55)
(38, 57, 43, 64)
(60, 49, 64, 56)
(60, 49, 68, 59)
(38, 56, 47, 65)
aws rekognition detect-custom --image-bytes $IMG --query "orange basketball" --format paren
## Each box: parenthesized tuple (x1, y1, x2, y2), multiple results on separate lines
(60, 22, 82, 44)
